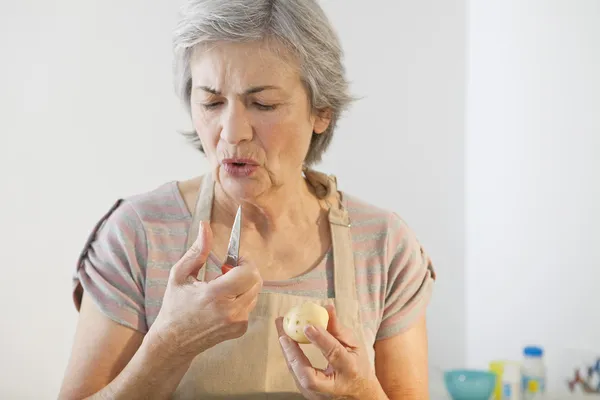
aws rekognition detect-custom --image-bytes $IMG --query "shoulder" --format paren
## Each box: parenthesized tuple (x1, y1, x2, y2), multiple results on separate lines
(122, 180, 191, 221)
(343, 192, 400, 224)
(342, 192, 416, 258)
(341, 192, 436, 339)
(342, 190, 435, 276)
(87, 179, 193, 250)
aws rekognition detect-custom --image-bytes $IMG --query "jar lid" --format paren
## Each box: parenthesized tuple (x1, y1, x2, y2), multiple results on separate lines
(523, 346, 544, 357)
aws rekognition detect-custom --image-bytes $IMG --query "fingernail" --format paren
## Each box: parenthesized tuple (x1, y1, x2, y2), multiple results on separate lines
(304, 324, 317, 338)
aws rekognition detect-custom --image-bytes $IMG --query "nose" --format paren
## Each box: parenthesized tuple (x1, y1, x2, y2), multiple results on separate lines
(220, 101, 253, 146)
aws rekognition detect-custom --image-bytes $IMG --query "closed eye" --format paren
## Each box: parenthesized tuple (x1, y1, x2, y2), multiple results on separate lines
(202, 102, 223, 110)
(254, 103, 277, 111)
(201, 102, 276, 111)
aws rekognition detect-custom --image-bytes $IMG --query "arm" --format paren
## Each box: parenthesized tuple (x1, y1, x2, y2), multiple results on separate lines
(60, 199, 191, 398)
(374, 315, 429, 400)
(58, 293, 192, 400)
(61, 218, 263, 400)
(372, 213, 435, 399)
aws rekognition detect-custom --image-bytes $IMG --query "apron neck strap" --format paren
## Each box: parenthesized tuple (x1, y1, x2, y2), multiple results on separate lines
(303, 168, 350, 225)
(303, 168, 359, 326)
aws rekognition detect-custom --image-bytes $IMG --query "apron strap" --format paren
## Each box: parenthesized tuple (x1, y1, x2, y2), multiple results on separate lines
(326, 177, 359, 330)
(304, 168, 360, 329)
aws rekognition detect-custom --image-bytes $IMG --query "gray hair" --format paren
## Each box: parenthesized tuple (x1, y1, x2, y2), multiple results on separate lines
(172, 0, 354, 166)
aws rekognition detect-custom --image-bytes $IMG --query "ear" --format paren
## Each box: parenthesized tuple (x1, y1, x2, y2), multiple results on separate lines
(313, 108, 333, 135)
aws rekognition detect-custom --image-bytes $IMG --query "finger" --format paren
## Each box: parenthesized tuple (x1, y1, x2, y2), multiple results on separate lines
(236, 280, 262, 311)
(275, 316, 288, 338)
(304, 323, 351, 371)
(274, 318, 316, 394)
(275, 317, 311, 372)
(170, 221, 213, 285)
(276, 319, 333, 393)
(209, 260, 262, 296)
(323, 304, 359, 349)
(245, 295, 259, 314)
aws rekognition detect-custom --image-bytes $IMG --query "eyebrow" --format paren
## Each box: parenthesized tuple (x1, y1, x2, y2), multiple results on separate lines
(196, 85, 280, 95)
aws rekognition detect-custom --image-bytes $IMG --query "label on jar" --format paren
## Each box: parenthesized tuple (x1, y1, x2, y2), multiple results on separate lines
(522, 375, 545, 398)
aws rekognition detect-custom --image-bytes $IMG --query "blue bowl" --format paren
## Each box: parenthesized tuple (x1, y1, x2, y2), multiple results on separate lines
(444, 369, 497, 400)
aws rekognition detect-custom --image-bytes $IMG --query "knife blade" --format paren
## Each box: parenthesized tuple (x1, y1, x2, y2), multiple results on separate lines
(221, 205, 241, 275)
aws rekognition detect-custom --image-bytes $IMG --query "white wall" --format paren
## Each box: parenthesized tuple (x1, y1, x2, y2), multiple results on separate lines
(318, 0, 467, 376)
(466, 0, 600, 392)
(0, 0, 466, 398)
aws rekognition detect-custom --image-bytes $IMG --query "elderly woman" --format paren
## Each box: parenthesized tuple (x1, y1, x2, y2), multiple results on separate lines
(59, 0, 436, 399)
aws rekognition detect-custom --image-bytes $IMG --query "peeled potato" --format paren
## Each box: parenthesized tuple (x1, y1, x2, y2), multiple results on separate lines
(283, 302, 329, 344)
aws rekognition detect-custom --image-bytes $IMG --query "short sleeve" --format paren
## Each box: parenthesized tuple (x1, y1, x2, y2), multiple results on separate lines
(376, 213, 436, 340)
(72, 200, 149, 333)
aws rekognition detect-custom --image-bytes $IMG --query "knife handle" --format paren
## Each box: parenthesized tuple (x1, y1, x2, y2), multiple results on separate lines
(221, 264, 234, 275)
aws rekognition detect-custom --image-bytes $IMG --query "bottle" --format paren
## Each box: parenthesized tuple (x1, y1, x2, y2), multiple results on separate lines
(502, 362, 522, 400)
(521, 346, 546, 399)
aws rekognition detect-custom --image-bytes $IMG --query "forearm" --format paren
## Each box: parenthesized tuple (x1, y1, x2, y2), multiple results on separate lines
(377, 379, 428, 400)
(346, 376, 390, 400)
(85, 331, 193, 400)
(361, 379, 390, 400)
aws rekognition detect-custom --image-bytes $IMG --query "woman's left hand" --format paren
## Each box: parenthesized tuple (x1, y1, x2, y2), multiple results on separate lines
(275, 305, 388, 400)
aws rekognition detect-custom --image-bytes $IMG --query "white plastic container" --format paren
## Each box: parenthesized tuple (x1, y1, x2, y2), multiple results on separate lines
(502, 362, 522, 400)
(521, 346, 546, 399)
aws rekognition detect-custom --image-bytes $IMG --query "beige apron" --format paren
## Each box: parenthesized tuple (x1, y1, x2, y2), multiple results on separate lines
(173, 169, 375, 399)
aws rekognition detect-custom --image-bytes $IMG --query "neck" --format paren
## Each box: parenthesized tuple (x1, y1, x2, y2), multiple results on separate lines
(212, 173, 323, 238)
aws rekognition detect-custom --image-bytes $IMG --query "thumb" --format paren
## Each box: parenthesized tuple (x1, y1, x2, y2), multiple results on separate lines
(171, 221, 213, 284)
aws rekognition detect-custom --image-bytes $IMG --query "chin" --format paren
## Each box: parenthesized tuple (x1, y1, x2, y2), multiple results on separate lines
(218, 168, 264, 201)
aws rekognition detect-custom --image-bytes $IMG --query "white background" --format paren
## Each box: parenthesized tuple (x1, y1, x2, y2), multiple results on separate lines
(466, 0, 600, 394)
(0, 0, 597, 398)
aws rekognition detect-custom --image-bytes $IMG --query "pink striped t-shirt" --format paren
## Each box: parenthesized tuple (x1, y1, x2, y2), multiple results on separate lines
(72, 180, 436, 341)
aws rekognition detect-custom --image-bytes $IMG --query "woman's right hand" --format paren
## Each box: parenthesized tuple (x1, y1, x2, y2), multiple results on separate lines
(148, 221, 263, 362)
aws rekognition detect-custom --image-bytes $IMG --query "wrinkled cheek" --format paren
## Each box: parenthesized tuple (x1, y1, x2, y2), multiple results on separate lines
(201, 136, 220, 166)
(192, 113, 218, 148)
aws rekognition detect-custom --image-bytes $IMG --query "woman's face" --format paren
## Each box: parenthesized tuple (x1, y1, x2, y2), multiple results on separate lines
(189, 40, 330, 202)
